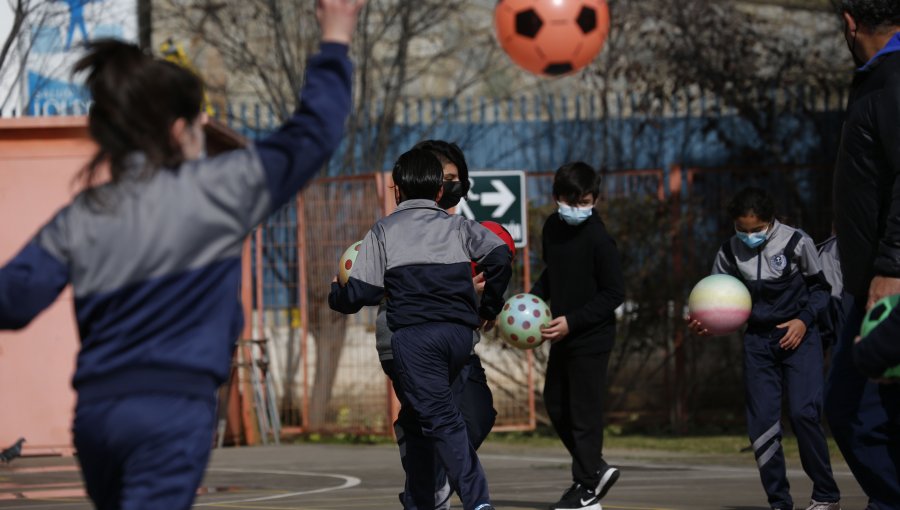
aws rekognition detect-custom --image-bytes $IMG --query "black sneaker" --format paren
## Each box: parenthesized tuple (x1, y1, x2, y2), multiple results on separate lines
(595, 465, 619, 499)
(548, 483, 601, 510)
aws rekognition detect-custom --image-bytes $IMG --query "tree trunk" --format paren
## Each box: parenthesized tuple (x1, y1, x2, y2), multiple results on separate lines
(307, 298, 347, 428)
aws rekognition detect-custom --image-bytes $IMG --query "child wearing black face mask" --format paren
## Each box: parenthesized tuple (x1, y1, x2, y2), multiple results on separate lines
(688, 187, 840, 510)
(375, 140, 500, 510)
(329, 149, 512, 510)
(416, 140, 469, 210)
(529, 162, 625, 510)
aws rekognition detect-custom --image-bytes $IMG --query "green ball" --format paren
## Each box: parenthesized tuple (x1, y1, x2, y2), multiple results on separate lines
(860, 294, 900, 379)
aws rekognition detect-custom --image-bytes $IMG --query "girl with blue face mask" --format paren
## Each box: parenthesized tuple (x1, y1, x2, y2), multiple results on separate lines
(688, 187, 840, 510)
(735, 215, 772, 249)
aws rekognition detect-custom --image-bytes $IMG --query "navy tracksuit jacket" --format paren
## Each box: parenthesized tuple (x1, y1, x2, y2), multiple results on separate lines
(0, 43, 353, 509)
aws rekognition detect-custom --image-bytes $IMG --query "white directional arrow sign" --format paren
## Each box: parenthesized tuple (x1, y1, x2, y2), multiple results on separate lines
(457, 170, 527, 248)
(480, 179, 516, 218)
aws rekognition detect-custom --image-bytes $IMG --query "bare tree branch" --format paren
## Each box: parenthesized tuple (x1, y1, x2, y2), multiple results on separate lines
(0, 0, 28, 74)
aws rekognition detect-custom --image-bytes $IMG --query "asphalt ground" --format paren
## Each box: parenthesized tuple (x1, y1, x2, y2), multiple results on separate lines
(0, 441, 868, 510)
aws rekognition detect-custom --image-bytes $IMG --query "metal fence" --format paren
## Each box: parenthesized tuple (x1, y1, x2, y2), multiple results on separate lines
(235, 159, 832, 438)
(3, 87, 844, 436)
(221, 88, 843, 436)
(520, 164, 833, 431)
(189, 86, 847, 178)
(238, 173, 538, 437)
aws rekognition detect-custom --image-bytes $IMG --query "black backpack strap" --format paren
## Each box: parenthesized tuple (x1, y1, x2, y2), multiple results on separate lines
(781, 231, 803, 277)
(721, 240, 743, 281)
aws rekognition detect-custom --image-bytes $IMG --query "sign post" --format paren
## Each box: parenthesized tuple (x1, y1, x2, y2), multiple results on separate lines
(457, 170, 528, 248)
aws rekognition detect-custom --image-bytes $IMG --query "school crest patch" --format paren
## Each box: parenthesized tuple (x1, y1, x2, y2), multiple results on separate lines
(770, 253, 788, 272)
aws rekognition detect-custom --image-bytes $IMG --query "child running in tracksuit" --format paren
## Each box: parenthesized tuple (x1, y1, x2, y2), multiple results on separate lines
(688, 187, 841, 510)
(329, 148, 512, 510)
(374, 140, 506, 510)
(0, 2, 362, 508)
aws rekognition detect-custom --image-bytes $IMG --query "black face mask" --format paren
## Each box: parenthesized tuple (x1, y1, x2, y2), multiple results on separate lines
(438, 181, 465, 209)
(845, 23, 866, 68)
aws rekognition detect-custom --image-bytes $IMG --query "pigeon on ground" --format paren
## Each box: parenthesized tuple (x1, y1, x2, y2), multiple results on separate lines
(0, 438, 25, 463)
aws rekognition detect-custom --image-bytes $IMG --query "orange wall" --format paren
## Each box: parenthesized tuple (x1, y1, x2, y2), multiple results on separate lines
(0, 117, 93, 452)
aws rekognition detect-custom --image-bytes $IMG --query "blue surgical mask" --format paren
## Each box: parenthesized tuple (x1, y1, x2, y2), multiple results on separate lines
(736, 227, 769, 249)
(557, 202, 593, 226)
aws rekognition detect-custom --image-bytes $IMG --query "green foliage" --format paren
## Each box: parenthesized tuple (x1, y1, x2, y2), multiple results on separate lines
(290, 432, 394, 445)
(485, 431, 844, 460)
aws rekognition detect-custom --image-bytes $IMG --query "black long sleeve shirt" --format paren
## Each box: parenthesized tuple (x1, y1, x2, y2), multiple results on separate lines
(530, 212, 625, 353)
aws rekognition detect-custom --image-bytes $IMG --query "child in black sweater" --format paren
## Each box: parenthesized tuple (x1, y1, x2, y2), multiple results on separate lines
(530, 162, 625, 510)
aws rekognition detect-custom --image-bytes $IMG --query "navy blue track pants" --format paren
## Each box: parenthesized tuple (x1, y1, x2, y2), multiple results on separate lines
(73, 394, 216, 510)
(383, 353, 496, 510)
(390, 322, 491, 510)
(743, 327, 839, 509)
(825, 302, 900, 510)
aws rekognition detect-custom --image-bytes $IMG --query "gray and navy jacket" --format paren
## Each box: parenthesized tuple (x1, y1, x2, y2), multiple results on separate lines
(712, 220, 831, 332)
(816, 236, 852, 346)
(0, 43, 352, 403)
(328, 199, 513, 332)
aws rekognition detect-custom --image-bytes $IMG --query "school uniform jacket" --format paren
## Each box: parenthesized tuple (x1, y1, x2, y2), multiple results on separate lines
(0, 43, 353, 403)
(328, 199, 512, 331)
(713, 220, 830, 331)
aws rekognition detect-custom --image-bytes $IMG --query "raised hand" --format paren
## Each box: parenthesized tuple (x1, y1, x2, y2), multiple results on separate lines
(317, 0, 367, 45)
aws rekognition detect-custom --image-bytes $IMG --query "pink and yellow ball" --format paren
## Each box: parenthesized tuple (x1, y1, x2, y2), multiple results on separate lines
(688, 274, 752, 336)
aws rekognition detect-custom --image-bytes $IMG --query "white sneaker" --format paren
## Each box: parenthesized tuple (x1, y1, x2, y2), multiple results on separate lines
(805, 500, 840, 510)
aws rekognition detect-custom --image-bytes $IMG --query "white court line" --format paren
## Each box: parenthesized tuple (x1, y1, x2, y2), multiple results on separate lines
(0, 469, 361, 510)
(478, 453, 856, 478)
(0, 503, 84, 510)
(193, 468, 361, 506)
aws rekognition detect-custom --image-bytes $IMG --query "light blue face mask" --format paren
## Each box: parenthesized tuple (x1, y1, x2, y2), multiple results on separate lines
(557, 202, 593, 226)
(736, 227, 769, 249)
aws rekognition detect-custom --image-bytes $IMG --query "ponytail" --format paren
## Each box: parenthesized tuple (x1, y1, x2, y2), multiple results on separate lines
(73, 39, 204, 192)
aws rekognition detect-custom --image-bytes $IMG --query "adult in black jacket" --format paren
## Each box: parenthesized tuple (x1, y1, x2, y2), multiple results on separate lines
(828, 2, 900, 508)
(531, 163, 625, 510)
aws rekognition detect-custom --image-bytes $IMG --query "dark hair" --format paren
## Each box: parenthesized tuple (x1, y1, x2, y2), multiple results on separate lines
(552, 162, 601, 204)
(727, 187, 776, 222)
(413, 140, 470, 194)
(73, 39, 204, 190)
(391, 149, 444, 201)
(841, 0, 900, 30)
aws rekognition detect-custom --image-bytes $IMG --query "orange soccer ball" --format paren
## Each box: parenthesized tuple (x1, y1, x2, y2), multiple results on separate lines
(494, 0, 610, 77)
